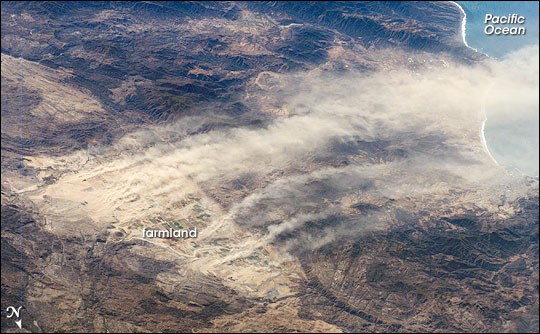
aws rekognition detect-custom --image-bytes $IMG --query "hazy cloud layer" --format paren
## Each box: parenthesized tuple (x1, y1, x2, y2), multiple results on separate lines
(482, 45, 539, 176)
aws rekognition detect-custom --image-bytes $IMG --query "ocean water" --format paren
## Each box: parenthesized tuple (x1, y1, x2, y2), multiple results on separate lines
(458, 1, 539, 58)
(458, 1, 539, 176)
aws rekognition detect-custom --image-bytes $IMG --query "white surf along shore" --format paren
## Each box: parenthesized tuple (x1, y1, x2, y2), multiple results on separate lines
(450, 1, 500, 167)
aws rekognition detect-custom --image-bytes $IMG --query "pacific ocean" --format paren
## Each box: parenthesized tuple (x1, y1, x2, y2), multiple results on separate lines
(459, 1, 539, 177)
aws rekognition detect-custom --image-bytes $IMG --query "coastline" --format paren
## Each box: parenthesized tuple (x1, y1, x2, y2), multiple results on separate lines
(480, 96, 500, 166)
(450, 1, 500, 167)
(450, 1, 479, 52)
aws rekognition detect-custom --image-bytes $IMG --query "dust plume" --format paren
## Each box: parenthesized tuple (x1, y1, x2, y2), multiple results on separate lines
(26, 45, 539, 250)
